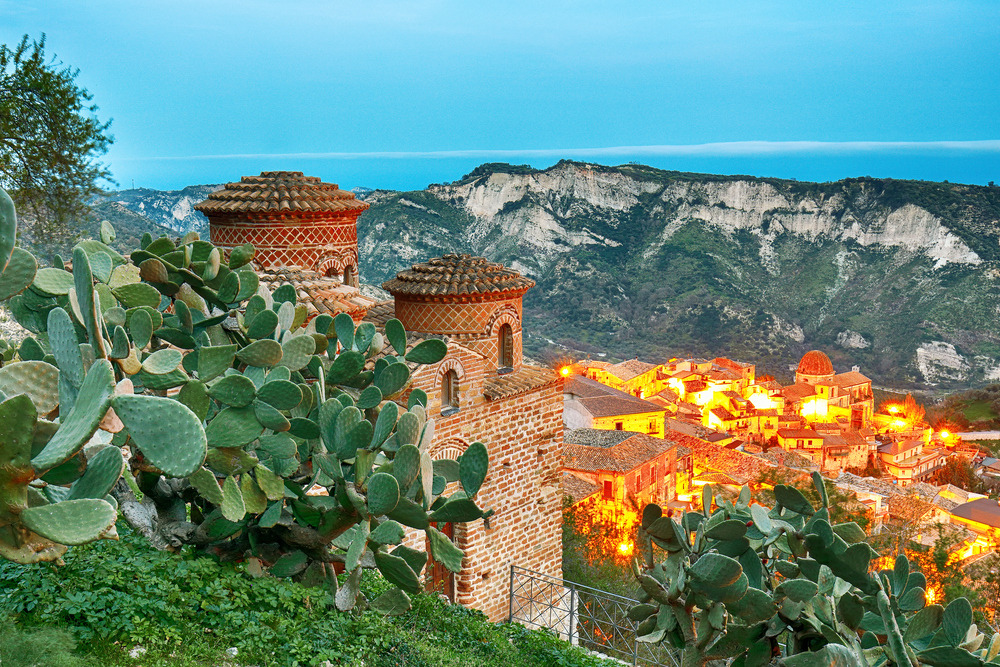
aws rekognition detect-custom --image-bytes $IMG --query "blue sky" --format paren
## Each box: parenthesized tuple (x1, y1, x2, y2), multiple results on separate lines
(3, 0, 998, 191)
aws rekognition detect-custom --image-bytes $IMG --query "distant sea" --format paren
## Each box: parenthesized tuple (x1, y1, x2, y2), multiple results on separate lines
(109, 145, 999, 192)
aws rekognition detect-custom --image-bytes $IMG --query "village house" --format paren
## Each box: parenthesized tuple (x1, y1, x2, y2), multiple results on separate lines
(577, 358, 662, 398)
(197, 172, 564, 621)
(878, 438, 949, 487)
(563, 375, 667, 436)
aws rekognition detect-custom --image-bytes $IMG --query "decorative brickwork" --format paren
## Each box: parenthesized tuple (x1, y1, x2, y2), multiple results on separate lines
(196, 172, 367, 283)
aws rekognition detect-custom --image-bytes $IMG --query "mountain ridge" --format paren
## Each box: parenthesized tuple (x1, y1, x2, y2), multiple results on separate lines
(99, 161, 1000, 390)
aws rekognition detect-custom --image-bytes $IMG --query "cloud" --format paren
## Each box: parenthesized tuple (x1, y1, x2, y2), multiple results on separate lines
(115, 140, 1000, 162)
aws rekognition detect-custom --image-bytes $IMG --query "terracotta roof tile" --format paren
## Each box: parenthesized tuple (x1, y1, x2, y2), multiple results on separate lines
(607, 359, 656, 381)
(953, 498, 1000, 528)
(484, 365, 560, 400)
(565, 376, 665, 418)
(382, 254, 534, 298)
(259, 266, 378, 320)
(563, 429, 679, 473)
(831, 371, 871, 387)
(195, 171, 369, 215)
(562, 473, 601, 503)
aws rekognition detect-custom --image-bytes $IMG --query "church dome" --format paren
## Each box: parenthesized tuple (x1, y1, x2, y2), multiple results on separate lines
(797, 350, 834, 377)
(382, 254, 534, 299)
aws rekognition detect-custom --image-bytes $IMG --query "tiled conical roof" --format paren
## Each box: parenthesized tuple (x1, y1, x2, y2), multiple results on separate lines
(382, 254, 534, 297)
(195, 171, 369, 215)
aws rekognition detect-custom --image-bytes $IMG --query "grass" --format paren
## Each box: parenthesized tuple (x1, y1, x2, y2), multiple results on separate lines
(0, 523, 615, 667)
(962, 399, 997, 422)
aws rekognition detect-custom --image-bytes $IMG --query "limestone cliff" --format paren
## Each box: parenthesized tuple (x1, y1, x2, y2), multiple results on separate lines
(357, 161, 1000, 389)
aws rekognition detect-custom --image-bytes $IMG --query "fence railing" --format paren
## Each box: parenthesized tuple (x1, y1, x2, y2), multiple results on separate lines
(507, 565, 680, 667)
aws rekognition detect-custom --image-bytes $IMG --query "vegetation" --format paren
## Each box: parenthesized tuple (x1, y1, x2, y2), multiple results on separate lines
(561, 498, 641, 598)
(0, 185, 490, 618)
(0, 35, 114, 248)
(0, 523, 615, 667)
(630, 476, 998, 666)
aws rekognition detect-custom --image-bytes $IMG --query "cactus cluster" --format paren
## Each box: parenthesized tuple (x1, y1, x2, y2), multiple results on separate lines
(629, 473, 998, 667)
(0, 186, 491, 613)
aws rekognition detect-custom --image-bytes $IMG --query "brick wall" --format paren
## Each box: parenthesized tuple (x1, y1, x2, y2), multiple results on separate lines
(399, 372, 564, 621)
(208, 211, 361, 274)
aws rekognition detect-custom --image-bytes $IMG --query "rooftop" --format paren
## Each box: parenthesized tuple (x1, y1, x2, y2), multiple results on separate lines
(606, 358, 657, 381)
(563, 429, 679, 473)
(195, 171, 369, 215)
(260, 266, 380, 319)
(484, 365, 561, 400)
(562, 473, 601, 504)
(798, 350, 834, 377)
(879, 439, 922, 456)
(831, 371, 871, 388)
(952, 498, 1000, 529)
(565, 376, 665, 418)
(382, 254, 534, 298)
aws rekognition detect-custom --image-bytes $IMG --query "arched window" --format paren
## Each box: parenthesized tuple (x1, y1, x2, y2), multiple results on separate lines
(441, 369, 460, 414)
(343, 265, 354, 286)
(498, 323, 514, 369)
(324, 264, 339, 278)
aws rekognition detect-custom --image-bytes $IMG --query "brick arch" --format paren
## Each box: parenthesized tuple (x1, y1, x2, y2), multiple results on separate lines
(435, 356, 468, 384)
(431, 437, 470, 461)
(486, 306, 521, 337)
(316, 254, 345, 277)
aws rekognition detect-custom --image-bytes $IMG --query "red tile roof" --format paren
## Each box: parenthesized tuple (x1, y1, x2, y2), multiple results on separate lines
(565, 376, 665, 418)
(382, 254, 534, 298)
(563, 429, 679, 473)
(607, 359, 656, 381)
(484, 365, 561, 400)
(195, 171, 369, 215)
(562, 472, 601, 503)
(259, 267, 379, 320)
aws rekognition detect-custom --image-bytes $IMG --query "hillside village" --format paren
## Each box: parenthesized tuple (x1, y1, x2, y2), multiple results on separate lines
(183, 170, 1000, 621)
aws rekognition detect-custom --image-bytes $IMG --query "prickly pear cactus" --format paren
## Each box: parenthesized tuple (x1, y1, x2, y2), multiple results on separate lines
(0, 186, 491, 614)
(629, 472, 999, 667)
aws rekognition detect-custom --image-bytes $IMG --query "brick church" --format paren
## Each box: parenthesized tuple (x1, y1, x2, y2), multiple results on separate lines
(196, 172, 563, 620)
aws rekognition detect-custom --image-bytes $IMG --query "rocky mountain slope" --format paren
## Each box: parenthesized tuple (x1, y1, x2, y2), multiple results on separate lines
(99, 162, 1000, 389)
(356, 162, 1000, 389)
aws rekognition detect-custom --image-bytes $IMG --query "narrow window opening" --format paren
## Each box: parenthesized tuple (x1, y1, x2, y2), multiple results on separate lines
(498, 323, 514, 370)
(441, 369, 460, 415)
(343, 265, 355, 286)
(602, 480, 613, 500)
(615, 421, 623, 431)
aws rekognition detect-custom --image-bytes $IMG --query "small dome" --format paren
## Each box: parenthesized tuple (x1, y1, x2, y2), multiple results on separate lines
(382, 254, 534, 298)
(195, 171, 369, 215)
(797, 350, 834, 376)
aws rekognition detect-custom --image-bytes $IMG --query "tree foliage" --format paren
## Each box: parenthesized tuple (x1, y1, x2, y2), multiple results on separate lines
(0, 34, 113, 247)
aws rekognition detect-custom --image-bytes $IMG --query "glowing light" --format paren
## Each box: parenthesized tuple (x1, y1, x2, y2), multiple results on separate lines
(892, 419, 906, 429)
(925, 587, 939, 604)
(618, 541, 634, 556)
(560, 367, 570, 377)
(748, 393, 776, 409)
(940, 431, 950, 440)
(888, 405, 900, 414)
(801, 397, 828, 418)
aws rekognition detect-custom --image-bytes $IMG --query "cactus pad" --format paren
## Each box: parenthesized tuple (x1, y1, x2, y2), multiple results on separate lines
(227, 243, 255, 270)
(220, 475, 246, 521)
(197, 344, 237, 382)
(32, 360, 114, 473)
(0, 188, 15, 273)
(237, 339, 283, 367)
(111, 282, 161, 309)
(0, 248, 38, 301)
(0, 360, 60, 415)
(66, 446, 125, 500)
(404, 339, 448, 365)
(459, 441, 488, 497)
(367, 472, 400, 516)
(375, 362, 409, 396)
(374, 550, 421, 594)
(255, 379, 301, 410)
(246, 308, 278, 339)
(426, 526, 464, 573)
(205, 406, 264, 448)
(30, 267, 75, 296)
(20, 498, 117, 546)
(188, 467, 224, 504)
(208, 374, 257, 408)
(112, 394, 207, 477)
(276, 334, 315, 371)
(141, 348, 183, 375)
(0, 394, 36, 524)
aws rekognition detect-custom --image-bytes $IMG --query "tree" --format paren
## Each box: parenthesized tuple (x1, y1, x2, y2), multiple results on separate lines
(938, 456, 985, 493)
(0, 34, 113, 249)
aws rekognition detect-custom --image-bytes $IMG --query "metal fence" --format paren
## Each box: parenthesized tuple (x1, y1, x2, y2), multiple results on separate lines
(507, 565, 680, 667)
